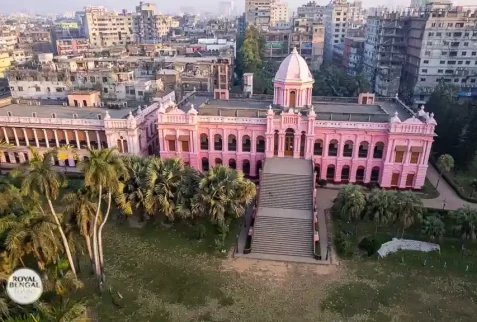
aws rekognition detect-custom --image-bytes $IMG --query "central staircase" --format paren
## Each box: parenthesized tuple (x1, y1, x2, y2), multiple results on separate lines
(251, 158, 314, 258)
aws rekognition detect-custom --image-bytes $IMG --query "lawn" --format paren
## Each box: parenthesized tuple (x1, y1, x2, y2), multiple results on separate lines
(74, 215, 477, 322)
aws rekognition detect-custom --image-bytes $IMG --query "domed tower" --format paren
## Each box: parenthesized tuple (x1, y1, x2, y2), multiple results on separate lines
(273, 47, 314, 110)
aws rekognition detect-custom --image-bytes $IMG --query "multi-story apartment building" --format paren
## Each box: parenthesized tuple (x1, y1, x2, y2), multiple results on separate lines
(270, 1, 289, 25)
(264, 31, 290, 60)
(84, 7, 134, 47)
(0, 33, 17, 51)
(0, 51, 12, 78)
(364, 13, 406, 97)
(324, 0, 351, 62)
(342, 36, 365, 75)
(297, 1, 324, 23)
(402, 2, 477, 104)
(245, 0, 272, 32)
(133, 2, 176, 43)
(56, 39, 90, 56)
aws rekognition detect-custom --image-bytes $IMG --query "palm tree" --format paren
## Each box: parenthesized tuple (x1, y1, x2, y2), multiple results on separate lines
(436, 154, 454, 188)
(394, 191, 423, 238)
(332, 185, 366, 235)
(78, 148, 129, 288)
(453, 206, 477, 241)
(144, 157, 184, 220)
(193, 165, 256, 224)
(0, 139, 14, 175)
(38, 298, 88, 321)
(17, 148, 77, 277)
(63, 187, 98, 271)
(421, 214, 445, 241)
(122, 155, 149, 221)
(366, 189, 396, 235)
(55, 144, 78, 174)
(175, 166, 201, 221)
(0, 175, 22, 216)
(0, 209, 61, 270)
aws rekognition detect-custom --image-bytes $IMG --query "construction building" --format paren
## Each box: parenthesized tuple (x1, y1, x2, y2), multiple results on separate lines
(84, 7, 134, 47)
(245, 0, 273, 32)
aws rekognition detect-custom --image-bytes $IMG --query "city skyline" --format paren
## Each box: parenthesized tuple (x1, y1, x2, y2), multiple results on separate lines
(3, 0, 477, 15)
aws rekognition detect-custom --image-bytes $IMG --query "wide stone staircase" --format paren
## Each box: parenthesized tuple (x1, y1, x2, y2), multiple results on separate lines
(251, 158, 314, 258)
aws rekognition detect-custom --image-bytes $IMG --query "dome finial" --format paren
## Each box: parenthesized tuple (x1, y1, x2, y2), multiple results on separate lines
(292, 47, 298, 54)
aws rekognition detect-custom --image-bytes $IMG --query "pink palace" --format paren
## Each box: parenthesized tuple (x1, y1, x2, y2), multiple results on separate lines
(158, 48, 436, 189)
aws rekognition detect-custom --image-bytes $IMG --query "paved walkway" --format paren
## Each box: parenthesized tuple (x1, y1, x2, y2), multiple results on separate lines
(316, 188, 334, 261)
(423, 165, 474, 210)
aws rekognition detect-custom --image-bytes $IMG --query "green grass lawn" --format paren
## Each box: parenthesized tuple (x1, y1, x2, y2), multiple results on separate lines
(73, 214, 477, 322)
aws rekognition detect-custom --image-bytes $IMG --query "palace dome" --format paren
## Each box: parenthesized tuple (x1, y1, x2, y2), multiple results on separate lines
(274, 47, 313, 83)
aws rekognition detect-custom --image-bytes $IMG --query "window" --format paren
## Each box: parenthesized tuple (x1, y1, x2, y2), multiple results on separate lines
(103, 88, 108, 93)
(51, 113, 56, 118)
(181, 140, 189, 152)
(458, 61, 463, 65)
(406, 174, 415, 187)
(427, 41, 433, 46)
(428, 32, 434, 36)
(73, 114, 78, 119)
(18, 86, 23, 91)
(431, 23, 436, 27)
(420, 78, 426, 81)
(425, 51, 431, 56)
(436, 32, 442, 36)
(90, 76, 96, 82)
(35, 86, 40, 92)
(421, 69, 427, 73)
(394, 151, 404, 163)
(138, 91, 144, 96)
(448, 61, 456, 65)
(454, 32, 462, 37)
(472, 52, 477, 56)
(471, 79, 476, 83)
(47, 87, 51, 92)
(450, 51, 457, 57)
(168, 140, 176, 151)
(464, 42, 469, 46)
(462, 51, 467, 56)
(102, 77, 108, 83)
(32, 112, 37, 117)
(454, 78, 459, 83)
(56, 87, 63, 92)
(447, 23, 453, 27)
(423, 60, 429, 64)
(466, 61, 470, 65)
(438, 69, 443, 73)
(440, 60, 445, 64)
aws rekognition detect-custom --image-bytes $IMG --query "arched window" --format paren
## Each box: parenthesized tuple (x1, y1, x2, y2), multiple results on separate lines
(229, 159, 236, 169)
(256, 136, 265, 153)
(358, 141, 369, 158)
(228, 134, 237, 151)
(328, 140, 338, 157)
(200, 134, 208, 150)
(343, 140, 353, 157)
(201, 157, 209, 172)
(356, 166, 365, 182)
(371, 167, 380, 183)
(314, 140, 323, 156)
(326, 165, 335, 180)
(274, 131, 279, 156)
(341, 165, 350, 181)
(214, 134, 222, 151)
(373, 142, 384, 159)
(242, 160, 250, 176)
(242, 135, 251, 152)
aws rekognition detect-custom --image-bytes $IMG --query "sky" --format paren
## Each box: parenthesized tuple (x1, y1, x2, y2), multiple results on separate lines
(1, 0, 476, 15)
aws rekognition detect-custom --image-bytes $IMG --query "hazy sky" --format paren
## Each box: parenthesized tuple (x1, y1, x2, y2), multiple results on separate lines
(2, 0, 476, 15)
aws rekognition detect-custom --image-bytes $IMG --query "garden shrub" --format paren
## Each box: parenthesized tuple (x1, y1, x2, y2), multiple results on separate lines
(335, 231, 354, 257)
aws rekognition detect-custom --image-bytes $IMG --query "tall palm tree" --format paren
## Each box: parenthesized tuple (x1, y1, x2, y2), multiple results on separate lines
(122, 155, 149, 221)
(16, 148, 77, 277)
(193, 165, 256, 224)
(332, 185, 366, 233)
(176, 166, 201, 221)
(63, 187, 98, 271)
(366, 189, 396, 235)
(436, 154, 454, 188)
(78, 148, 129, 288)
(453, 206, 477, 241)
(0, 209, 61, 270)
(394, 191, 423, 238)
(144, 157, 184, 220)
(55, 144, 78, 174)
(0, 139, 14, 175)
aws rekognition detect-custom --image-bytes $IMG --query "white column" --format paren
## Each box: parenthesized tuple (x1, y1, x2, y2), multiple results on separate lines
(85, 131, 91, 149)
(43, 129, 49, 148)
(53, 130, 59, 147)
(2, 128, 9, 144)
(63, 130, 69, 145)
(12, 128, 19, 146)
(74, 130, 80, 149)
(95, 131, 101, 150)
(22, 128, 29, 146)
(32, 128, 39, 147)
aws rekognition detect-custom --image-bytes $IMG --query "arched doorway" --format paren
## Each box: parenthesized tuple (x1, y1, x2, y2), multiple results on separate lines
(243, 160, 250, 176)
(229, 159, 236, 169)
(341, 165, 350, 182)
(289, 90, 296, 107)
(356, 166, 365, 183)
(201, 158, 209, 172)
(300, 131, 306, 157)
(285, 129, 294, 156)
(370, 167, 380, 182)
(326, 165, 335, 181)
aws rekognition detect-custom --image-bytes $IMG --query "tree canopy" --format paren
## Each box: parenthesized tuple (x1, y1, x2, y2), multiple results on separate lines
(312, 66, 371, 97)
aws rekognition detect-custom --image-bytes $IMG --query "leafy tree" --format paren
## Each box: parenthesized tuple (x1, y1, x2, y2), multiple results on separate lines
(421, 214, 445, 241)
(453, 206, 477, 241)
(193, 165, 256, 224)
(332, 185, 366, 236)
(0, 175, 22, 216)
(394, 191, 423, 238)
(436, 154, 454, 188)
(17, 148, 77, 277)
(312, 66, 371, 97)
(366, 189, 396, 235)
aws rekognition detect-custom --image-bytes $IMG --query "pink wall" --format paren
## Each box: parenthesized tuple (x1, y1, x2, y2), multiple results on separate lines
(157, 107, 435, 189)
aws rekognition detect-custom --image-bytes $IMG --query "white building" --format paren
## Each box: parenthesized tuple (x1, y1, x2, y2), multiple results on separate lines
(245, 0, 272, 32)
(271, 1, 289, 25)
(324, 0, 351, 62)
(84, 7, 134, 47)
